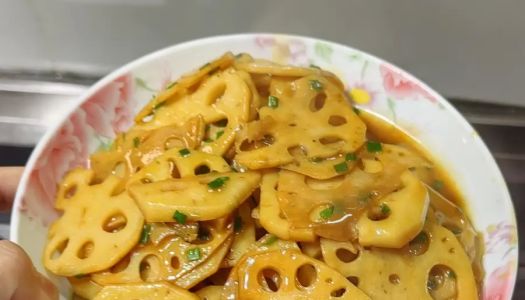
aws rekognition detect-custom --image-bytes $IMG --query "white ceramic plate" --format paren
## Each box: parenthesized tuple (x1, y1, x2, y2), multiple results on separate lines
(10, 34, 518, 299)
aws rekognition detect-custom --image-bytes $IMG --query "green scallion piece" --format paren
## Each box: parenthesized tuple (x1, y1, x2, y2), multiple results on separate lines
(133, 137, 140, 148)
(345, 153, 357, 161)
(333, 162, 348, 173)
(268, 95, 279, 108)
(207, 176, 230, 190)
(380, 203, 391, 215)
(216, 130, 224, 139)
(309, 79, 323, 91)
(153, 101, 166, 111)
(173, 210, 187, 224)
(234, 215, 243, 233)
(319, 205, 334, 220)
(139, 224, 151, 244)
(432, 180, 444, 191)
(263, 234, 278, 246)
(353, 107, 361, 115)
(179, 148, 190, 157)
(366, 141, 382, 153)
(186, 247, 202, 261)
(166, 81, 177, 89)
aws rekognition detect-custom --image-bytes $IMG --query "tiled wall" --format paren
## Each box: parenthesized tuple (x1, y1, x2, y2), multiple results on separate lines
(0, 0, 523, 106)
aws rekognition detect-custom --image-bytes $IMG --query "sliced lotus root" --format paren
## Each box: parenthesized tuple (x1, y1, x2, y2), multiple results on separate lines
(320, 223, 478, 299)
(68, 276, 103, 300)
(44, 174, 144, 276)
(357, 170, 429, 248)
(92, 220, 231, 286)
(299, 240, 323, 260)
(55, 168, 95, 210)
(90, 115, 205, 182)
(234, 57, 345, 89)
(139, 67, 255, 156)
(195, 285, 223, 300)
(93, 282, 199, 300)
(175, 235, 233, 289)
(129, 172, 261, 222)
(128, 147, 231, 186)
(135, 52, 236, 124)
(259, 172, 315, 242)
(226, 249, 369, 300)
(234, 74, 366, 171)
(221, 202, 256, 268)
(148, 222, 200, 244)
(283, 152, 358, 180)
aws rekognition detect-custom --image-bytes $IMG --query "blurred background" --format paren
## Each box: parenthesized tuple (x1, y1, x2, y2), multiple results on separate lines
(0, 0, 523, 296)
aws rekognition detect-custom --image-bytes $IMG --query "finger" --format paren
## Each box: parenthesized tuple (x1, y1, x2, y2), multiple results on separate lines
(0, 167, 24, 212)
(0, 240, 58, 300)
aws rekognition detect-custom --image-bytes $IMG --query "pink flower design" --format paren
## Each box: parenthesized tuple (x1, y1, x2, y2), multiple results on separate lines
(484, 260, 516, 300)
(254, 36, 308, 65)
(485, 222, 518, 255)
(22, 109, 90, 224)
(82, 74, 135, 138)
(380, 63, 437, 103)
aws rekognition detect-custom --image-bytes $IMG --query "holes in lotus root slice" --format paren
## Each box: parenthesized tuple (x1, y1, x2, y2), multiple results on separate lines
(234, 75, 366, 171)
(296, 263, 317, 288)
(194, 164, 211, 175)
(406, 231, 431, 256)
(427, 265, 458, 300)
(92, 221, 232, 287)
(335, 248, 359, 263)
(77, 241, 94, 260)
(328, 115, 347, 126)
(330, 287, 347, 297)
(50, 239, 69, 260)
(228, 249, 369, 299)
(102, 213, 127, 233)
(347, 276, 359, 286)
(258, 268, 282, 292)
(43, 175, 144, 277)
(321, 223, 477, 299)
(309, 92, 327, 112)
(389, 274, 401, 285)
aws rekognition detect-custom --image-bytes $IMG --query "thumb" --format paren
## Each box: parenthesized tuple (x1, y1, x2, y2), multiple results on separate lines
(0, 240, 58, 300)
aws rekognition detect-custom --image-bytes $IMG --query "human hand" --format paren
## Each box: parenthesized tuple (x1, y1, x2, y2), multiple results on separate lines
(0, 167, 58, 300)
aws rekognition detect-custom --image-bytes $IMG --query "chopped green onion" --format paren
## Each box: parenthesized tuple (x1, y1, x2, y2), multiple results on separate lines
(432, 180, 444, 191)
(309, 80, 323, 91)
(411, 232, 428, 245)
(345, 153, 357, 161)
(380, 203, 391, 215)
(179, 148, 190, 157)
(366, 141, 382, 153)
(186, 247, 202, 261)
(319, 205, 334, 220)
(353, 107, 361, 115)
(139, 224, 151, 244)
(173, 210, 187, 224)
(310, 64, 321, 69)
(153, 101, 166, 111)
(263, 235, 278, 246)
(207, 176, 230, 190)
(333, 162, 348, 173)
(166, 81, 177, 89)
(216, 130, 224, 139)
(74, 273, 86, 279)
(234, 215, 243, 233)
(133, 137, 140, 148)
(268, 95, 279, 108)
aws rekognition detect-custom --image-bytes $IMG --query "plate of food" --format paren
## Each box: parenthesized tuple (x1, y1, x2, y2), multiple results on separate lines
(10, 34, 517, 299)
